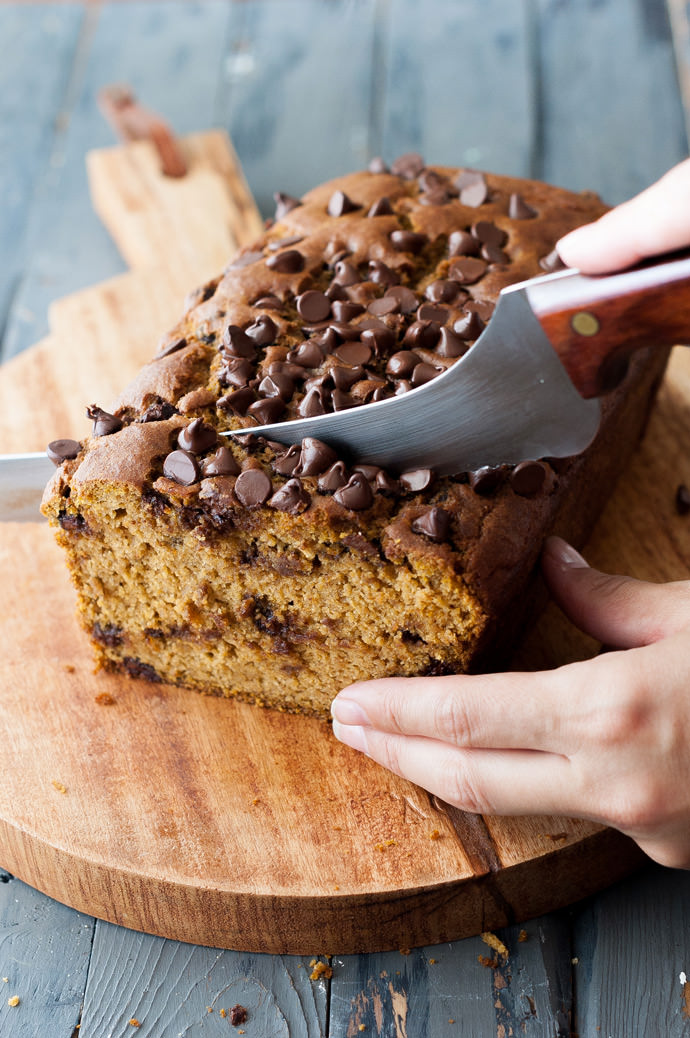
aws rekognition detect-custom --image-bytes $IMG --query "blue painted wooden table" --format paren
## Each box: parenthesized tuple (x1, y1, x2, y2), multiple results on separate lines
(2, 1, 690, 1035)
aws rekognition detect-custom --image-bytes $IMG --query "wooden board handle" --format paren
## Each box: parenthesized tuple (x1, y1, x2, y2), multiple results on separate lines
(525, 250, 690, 396)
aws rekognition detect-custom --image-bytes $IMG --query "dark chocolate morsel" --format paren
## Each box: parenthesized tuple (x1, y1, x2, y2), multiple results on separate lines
(390, 229, 427, 254)
(219, 357, 254, 388)
(448, 257, 488, 284)
(368, 196, 394, 217)
(368, 295, 400, 317)
(412, 506, 451, 542)
(386, 285, 419, 313)
(216, 387, 256, 415)
(331, 365, 365, 390)
(273, 192, 302, 220)
(360, 324, 396, 354)
(273, 444, 302, 476)
(222, 325, 257, 358)
(328, 190, 359, 217)
(253, 294, 283, 310)
(163, 449, 201, 486)
(297, 290, 331, 323)
(245, 315, 278, 346)
(86, 404, 123, 437)
(268, 477, 311, 514)
(481, 243, 509, 264)
(333, 341, 372, 366)
(47, 439, 81, 466)
(471, 220, 507, 247)
(258, 372, 294, 402)
(411, 361, 441, 386)
(266, 249, 305, 274)
(416, 303, 449, 325)
(436, 326, 468, 358)
(318, 460, 349, 492)
(368, 260, 400, 285)
(333, 260, 361, 286)
(425, 279, 461, 304)
(456, 171, 489, 207)
(298, 386, 329, 417)
(391, 152, 425, 179)
(368, 156, 389, 174)
(334, 472, 374, 511)
(140, 400, 178, 423)
(178, 418, 218, 454)
(676, 484, 690, 516)
(296, 437, 338, 476)
(332, 300, 365, 323)
(399, 468, 434, 492)
(453, 310, 485, 340)
(539, 248, 567, 273)
(288, 341, 324, 368)
(509, 193, 537, 219)
(469, 465, 504, 495)
(448, 230, 480, 257)
(155, 336, 188, 359)
(201, 446, 240, 477)
(247, 397, 286, 424)
(511, 460, 547, 496)
(331, 388, 356, 410)
(386, 350, 419, 378)
(403, 320, 441, 350)
(234, 468, 273, 507)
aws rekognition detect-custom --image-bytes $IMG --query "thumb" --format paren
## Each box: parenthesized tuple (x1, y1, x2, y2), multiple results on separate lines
(542, 536, 690, 647)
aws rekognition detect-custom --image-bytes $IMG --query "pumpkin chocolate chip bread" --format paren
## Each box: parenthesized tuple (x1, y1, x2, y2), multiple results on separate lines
(42, 156, 669, 717)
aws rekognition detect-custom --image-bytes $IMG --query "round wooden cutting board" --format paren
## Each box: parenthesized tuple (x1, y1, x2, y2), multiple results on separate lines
(1, 133, 688, 954)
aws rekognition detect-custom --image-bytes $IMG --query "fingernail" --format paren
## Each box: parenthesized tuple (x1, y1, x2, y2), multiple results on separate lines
(545, 535, 589, 570)
(332, 719, 369, 754)
(331, 696, 372, 727)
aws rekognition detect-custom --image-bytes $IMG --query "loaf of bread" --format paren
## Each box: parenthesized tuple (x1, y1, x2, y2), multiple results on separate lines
(42, 156, 669, 716)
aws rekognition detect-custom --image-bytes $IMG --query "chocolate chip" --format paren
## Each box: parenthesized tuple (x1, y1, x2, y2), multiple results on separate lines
(368, 156, 389, 174)
(155, 336, 188, 359)
(419, 188, 451, 206)
(222, 325, 257, 358)
(332, 300, 364, 322)
(425, 279, 462, 304)
(273, 192, 302, 220)
(253, 294, 284, 310)
(328, 190, 359, 217)
(333, 260, 361, 286)
(220, 357, 255, 388)
(403, 321, 441, 350)
(509, 193, 537, 220)
(217, 387, 256, 415)
(333, 342, 372, 366)
(331, 364, 366, 390)
(245, 315, 278, 346)
(453, 310, 485, 340)
(334, 472, 374, 510)
(201, 446, 240, 477)
(448, 257, 488, 284)
(436, 326, 468, 358)
(411, 361, 441, 386)
(318, 461, 349, 492)
(511, 460, 547, 496)
(390, 230, 427, 254)
(332, 388, 356, 410)
(394, 379, 413, 395)
(416, 303, 449, 325)
(258, 372, 294, 402)
(448, 230, 480, 257)
(400, 468, 434, 492)
(471, 220, 507, 247)
(391, 152, 425, 179)
(457, 171, 489, 207)
(368, 196, 394, 217)
(298, 386, 329, 417)
(140, 400, 177, 423)
(86, 404, 122, 437)
(368, 295, 400, 317)
(360, 324, 396, 354)
(295, 437, 338, 476)
(178, 418, 218, 454)
(266, 249, 305, 274)
(326, 281, 349, 302)
(539, 248, 566, 273)
(368, 260, 400, 285)
(412, 506, 451, 542)
(481, 243, 509, 264)
(47, 439, 81, 466)
(247, 397, 285, 423)
(268, 477, 311, 514)
(235, 468, 273, 507)
(469, 465, 504, 495)
(386, 285, 419, 313)
(163, 449, 200, 486)
(376, 470, 401, 494)
(386, 351, 419, 378)
(676, 484, 690, 515)
(288, 341, 324, 368)
(297, 290, 331, 323)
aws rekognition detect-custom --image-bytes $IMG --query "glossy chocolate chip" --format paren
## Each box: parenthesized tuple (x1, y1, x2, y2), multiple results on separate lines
(539, 248, 566, 273)
(273, 192, 302, 220)
(297, 290, 331, 323)
(368, 295, 400, 317)
(391, 152, 425, 179)
(471, 220, 507, 247)
(268, 478, 311, 514)
(86, 404, 122, 437)
(509, 193, 537, 219)
(326, 281, 349, 302)
(481, 243, 509, 264)
(453, 310, 485, 340)
(288, 341, 324, 368)
(425, 279, 461, 304)
(400, 468, 434, 492)
(386, 350, 419, 378)
(332, 364, 366, 390)
(253, 294, 284, 310)
(412, 506, 451, 542)
(403, 321, 441, 350)
(448, 257, 488, 284)
(334, 472, 374, 510)
(676, 484, 690, 515)
(155, 336, 188, 359)
(298, 386, 329, 417)
(368, 196, 394, 217)
(390, 229, 427, 254)
(456, 171, 489, 207)
(220, 357, 255, 388)
(163, 449, 200, 486)
(411, 361, 441, 386)
(332, 300, 365, 322)
(436, 326, 468, 358)
(368, 156, 389, 174)
(217, 387, 256, 415)
(273, 444, 302, 476)
(334, 342, 373, 366)
(201, 446, 240, 477)
(416, 303, 449, 325)
(469, 465, 505, 495)
(258, 372, 294, 402)
(295, 437, 338, 476)
(178, 418, 218, 454)
(47, 439, 81, 466)
(511, 460, 547, 496)
(360, 324, 396, 354)
(332, 388, 356, 410)
(328, 191, 359, 217)
(375, 470, 401, 495)
(333, 260, 361, 286)
(387, 285, 419, 313)
(245, 315, 278, 346)
(222, 325, 257, 358)
(266, 249, 305, 274)
(234, 468, 273, 507)
(448, 230, 480, 257)
(247, 397, 286, 424)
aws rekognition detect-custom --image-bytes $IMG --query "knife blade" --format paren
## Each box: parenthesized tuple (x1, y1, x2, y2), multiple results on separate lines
(0, 452, 54, 522)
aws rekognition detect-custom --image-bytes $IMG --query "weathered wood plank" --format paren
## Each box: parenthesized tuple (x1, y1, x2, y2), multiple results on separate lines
(535, 0, 687, 203)
(0, 870, 94, 1038)
(217, 0, 379, 215)
(379, 0, 534, 177)
(0, 5, 84, 357)
(572, 864, 690, 1036)
(669, 0, 690, 145)
(2, 0, 233, 361)
(78, 922, 327, 1038)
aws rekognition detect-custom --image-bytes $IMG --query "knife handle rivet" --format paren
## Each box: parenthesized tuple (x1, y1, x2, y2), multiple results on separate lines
(571, 311, 600, 337)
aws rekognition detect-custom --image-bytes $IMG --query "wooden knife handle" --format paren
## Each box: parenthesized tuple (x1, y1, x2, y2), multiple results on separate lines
(524, 249, 690, 397)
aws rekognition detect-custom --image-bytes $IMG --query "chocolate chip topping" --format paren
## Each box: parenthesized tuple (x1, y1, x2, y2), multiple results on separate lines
(510, 460, 547, 496)
(296, 290, 331, 323)
(266, 249, 305, 274)
(436, 326, 468, 358)
(390, 230, 428, 254)
(328, 191, 359, 217)
(155, 336, 188, 360)
(268, 478, 311, 514)
(456, 171, 489, 207)
(274, 192, 302, 220)
(288, 341, 324, 368)
(222, 325, 256, 359)
(368, 156, 389, 174)
(368, 260, 400, 286)
(386, 350, 419, 378)
(539, 248, 567, 273)
(163, 449, 201, 486)
(368, 196, 394, 217)
(509, 193, 537, 220)
(334, 341, 372, 366)
(471, 220, 507, 247)
(201, 446, 240, 477)
(248, 397, 286, 424)
(295, 437, 338, 476)
(245, 315, 278, 346)
(318, 460, 349, 492)
(448, 230, 480, 257)
(86, 405, 123, 437)
(258, 372, 294, 402)
(334, 472, 374, 510)
(448, 257, 488, 284)
(425, 279, 462, 304)
(273, 443, 301, 476)
(386, 285, 419, 313)
(234, 468, 273, 507)
(469, 465, 505, 495)
(453, 310, 485, 340)
(217, 387, 256, 415)
(412, 507, 451, 542)
(391, 152, 425, 179)
(416, 302, 450, 325)
(47, 438, 81, 466)
(400, 469, 434, 492)
(676, 484, 690, 516)
(333, 260, 361, 286)
(178, 418, 218, 454)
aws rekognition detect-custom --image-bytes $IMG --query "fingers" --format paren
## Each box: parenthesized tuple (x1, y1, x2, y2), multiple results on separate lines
(557, 157, 690, 273)
(542, 537, 690, 647)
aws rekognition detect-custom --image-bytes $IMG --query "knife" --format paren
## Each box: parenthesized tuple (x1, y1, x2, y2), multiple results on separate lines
(2, 250, 689, 521)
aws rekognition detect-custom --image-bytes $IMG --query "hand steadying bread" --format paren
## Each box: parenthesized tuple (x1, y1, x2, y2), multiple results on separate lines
(332, 159, 690, 870)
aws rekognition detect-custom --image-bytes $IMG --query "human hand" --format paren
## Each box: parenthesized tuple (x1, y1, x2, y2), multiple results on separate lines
(557, 156, 690, 273)
(332, 537, 690, 868)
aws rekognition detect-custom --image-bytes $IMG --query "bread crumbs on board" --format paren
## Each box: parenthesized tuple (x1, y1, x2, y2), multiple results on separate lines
(309, 958, 333, 981)
(481, 931, 509, 959)
(51, 780, 68, 794)
(7, 996, 19, 1007)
